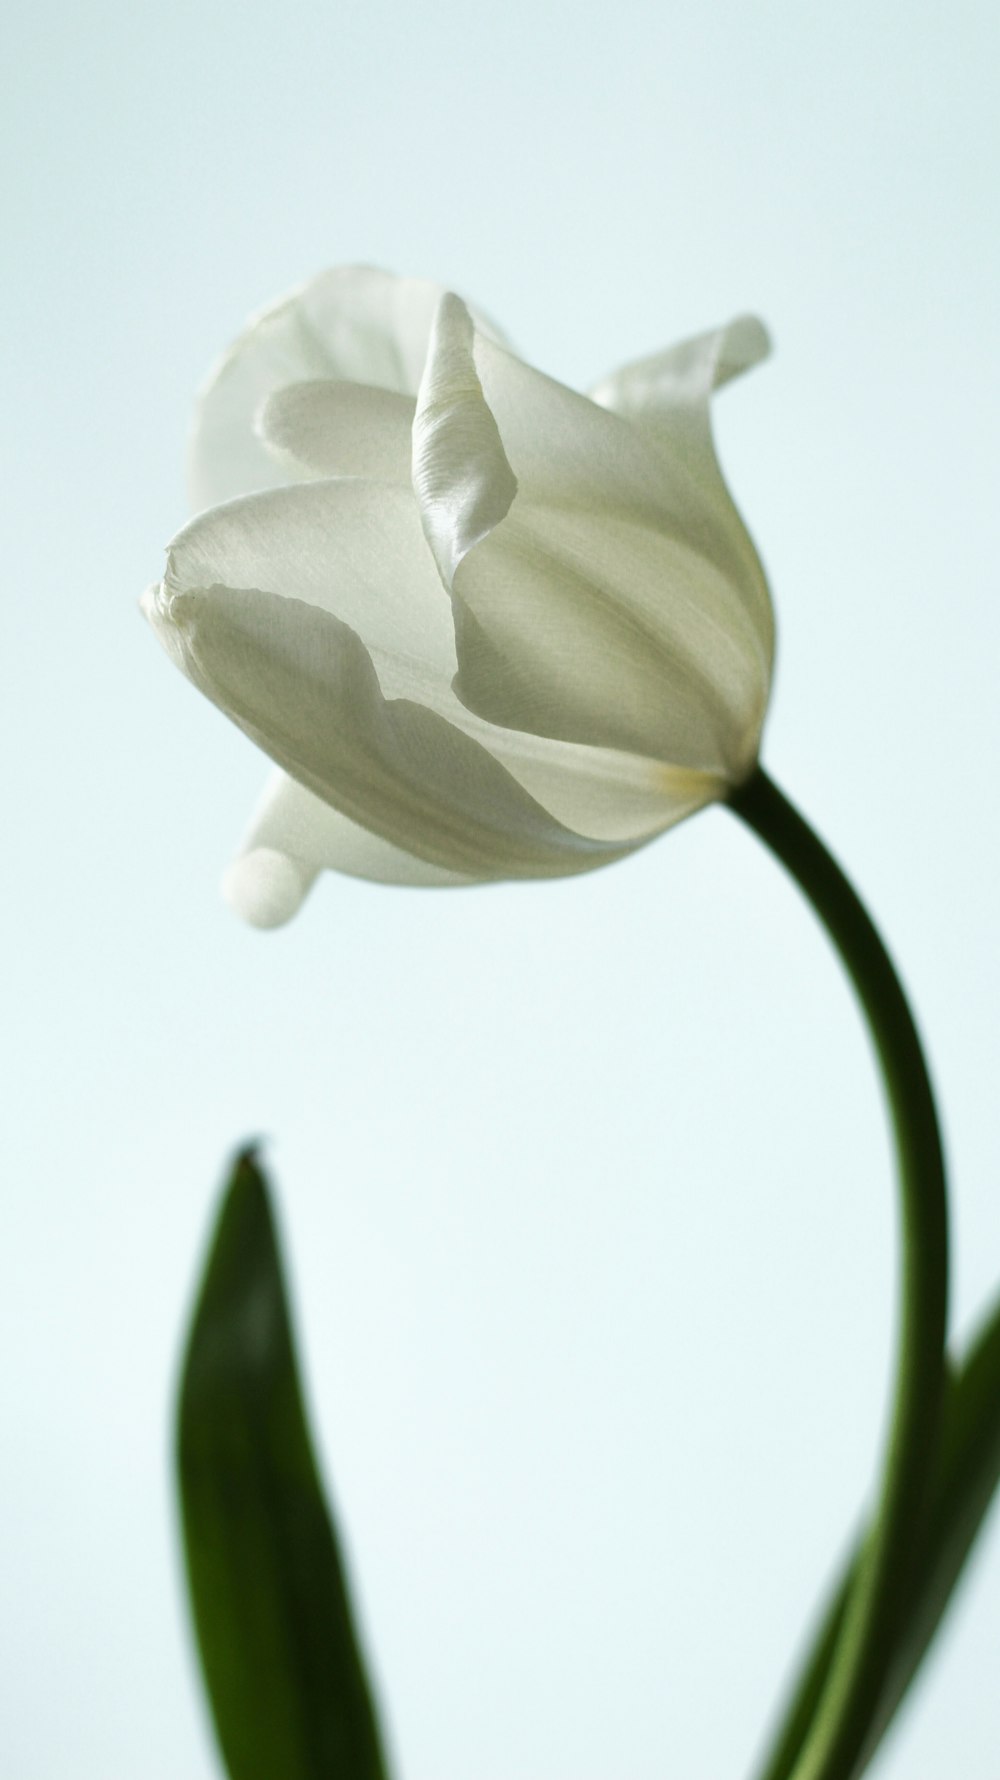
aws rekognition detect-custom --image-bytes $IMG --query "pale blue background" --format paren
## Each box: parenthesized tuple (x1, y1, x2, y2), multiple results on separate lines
(3, 0, 999, 1775)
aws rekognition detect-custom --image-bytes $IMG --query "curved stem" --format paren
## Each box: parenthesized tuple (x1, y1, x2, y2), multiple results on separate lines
(728, 767, 949, 1780)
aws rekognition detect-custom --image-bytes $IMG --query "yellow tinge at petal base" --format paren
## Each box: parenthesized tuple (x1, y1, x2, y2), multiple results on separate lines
(145, 265, 773, 924)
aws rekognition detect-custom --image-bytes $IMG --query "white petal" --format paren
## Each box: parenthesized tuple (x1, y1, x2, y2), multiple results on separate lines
(412, 294, 517, 587)
(470, 326, 772, 659)
(188, 267, 504, 512)
(223, 768, 475, 927)
(223, 750, 715, 927)
(450, 497, 770, 779)
(155, 476, 726, 847)
(474, 332, 678, 527)
(589, 316, 774, 649)
(591, 314, 770, 421)
(161, 478, 458, 704)
(257, 381, 414, 482)
(145, 577, 628, 881)
(477, 737, 725, 842)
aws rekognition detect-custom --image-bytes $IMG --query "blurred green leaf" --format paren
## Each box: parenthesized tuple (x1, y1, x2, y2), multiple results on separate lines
(176, 1148, 390, 1780)
(756, 1288, 1000, 1780)
(853, 1290, 1000, 1773)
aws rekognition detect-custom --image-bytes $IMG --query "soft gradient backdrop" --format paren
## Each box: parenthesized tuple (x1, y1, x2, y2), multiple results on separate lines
(4, 0, 999, 1775)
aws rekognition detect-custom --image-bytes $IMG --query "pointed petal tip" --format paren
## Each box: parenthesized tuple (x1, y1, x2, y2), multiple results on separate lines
(222, 847, 315, 928)
(412, 291, 518, 586)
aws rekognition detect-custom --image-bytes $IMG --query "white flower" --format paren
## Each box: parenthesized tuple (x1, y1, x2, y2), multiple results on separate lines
(143, 267, 773, 927)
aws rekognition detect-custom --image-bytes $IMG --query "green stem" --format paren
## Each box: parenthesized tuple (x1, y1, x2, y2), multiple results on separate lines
(728, 767, 949, 1780)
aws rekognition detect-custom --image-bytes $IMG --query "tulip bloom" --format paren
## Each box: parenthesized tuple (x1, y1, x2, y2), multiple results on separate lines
(144, 267, 774, 926)
(152, 270, 992, 1780)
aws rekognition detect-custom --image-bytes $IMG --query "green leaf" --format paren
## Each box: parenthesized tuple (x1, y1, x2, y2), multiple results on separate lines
(755, 1288, 1000, 1780)
(176, 1148, 390, 1780)
(853, 1290, 1000, 1772)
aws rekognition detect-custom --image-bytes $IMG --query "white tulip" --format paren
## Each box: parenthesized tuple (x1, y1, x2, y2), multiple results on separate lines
(143, 267, 774, 927)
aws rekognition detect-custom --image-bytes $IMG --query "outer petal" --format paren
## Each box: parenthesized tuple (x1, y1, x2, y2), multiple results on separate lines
(149, 475, 729, 904)
(157, 476, 724, 827)
(589, 317, 774, 653)
(158, 478, 459, 706)
(222, 741, 721, 926)
(220, 707, 725, 923)
(421, 318, 774, 780)
(451, 497, 768, 778)
(466, 734, 724, 845)
(591, 313, 770, 423)
(473, 328, 767, 620)
(223, 768, 476, 928)
(406, 298, 757, 772)
(144, 577, 628, 880)
(188, 267, 504, 511)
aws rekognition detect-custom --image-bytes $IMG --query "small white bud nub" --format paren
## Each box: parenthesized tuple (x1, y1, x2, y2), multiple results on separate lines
(222, 848, 311, 929)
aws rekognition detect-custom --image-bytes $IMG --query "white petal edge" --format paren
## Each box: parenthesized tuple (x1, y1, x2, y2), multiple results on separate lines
(412, 293, 518, 588)
(590, 314, 771, 420)
(159, 477, 459, 705)
(589, 316, 774, 657)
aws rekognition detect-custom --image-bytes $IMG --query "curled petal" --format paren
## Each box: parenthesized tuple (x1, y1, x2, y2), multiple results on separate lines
(412, 293, 518, 587)
(158, 478, 458, 703)
(151, 475, 728, 894)
(144, 581, 628, 880)
(591, 314, 770, 421)
(589, 316, 774, 652)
